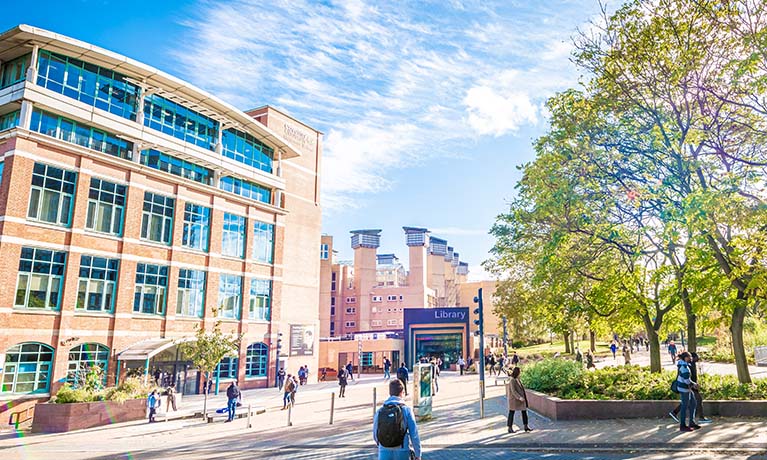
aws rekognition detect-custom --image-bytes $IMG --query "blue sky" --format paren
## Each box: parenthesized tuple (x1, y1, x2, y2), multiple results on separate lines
(2, 0, 602, 279)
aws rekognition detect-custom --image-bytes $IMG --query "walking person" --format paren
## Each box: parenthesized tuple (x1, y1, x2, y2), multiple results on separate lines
(282, 374, 295, 409)
(675, 352, 701, 432)
(277, 367, 286, 390)
(506, 367, 533, 433)
(670, 352, 710, 423)
(225, 380, 240, 422)
(373, 379, 422, 460)
(146, 390, 159, 423)
(668, 341, 678, 364)
(346, 362, 354, 381)
(585, 350, 596, 370)
(610, 341, 618, 361)
(622, 343, 632, 366)
(396, 363, 409, 396)
(457, 356, 466, 375)
(165, 386, 177, 412)
(383, 357, 391, 380)
(511, 351, 520, 366)
(338, 365, 348, 397)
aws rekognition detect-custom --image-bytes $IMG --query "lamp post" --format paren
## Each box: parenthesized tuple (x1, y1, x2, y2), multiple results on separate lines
(274, 332, 283, 388)
(473, 288, 485, 418)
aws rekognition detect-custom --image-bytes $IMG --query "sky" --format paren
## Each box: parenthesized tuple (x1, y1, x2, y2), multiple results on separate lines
(1, 0, 604, 280)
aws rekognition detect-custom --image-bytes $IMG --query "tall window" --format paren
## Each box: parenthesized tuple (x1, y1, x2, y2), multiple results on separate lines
(215, 356, 238, 379)
(320, 243, 329, 260)
(182, 203, 210, 251)
(143, 94, 218, 149)
(141, 192, 175, 245)
(140, 149, 213, 185)
(253, 221, 274, 264)
(30, 109, 132, 159)
(217, 274, 242, 319)
(248, 279, 271, 321)
(66, 343, 109, 386)
(331, 272, 336, 292)
(2, 343, 53, 394)
(245, 343, 268, 377)
(0, 110, 20, 131)
(177, 269, 206, 318)
(27, 162, 77, 227)
(76, 255, 118, 312)
(222, 213, 245, 258)
(222, 128, 274, 173)
(0, 54, 30, 89)
(15, 247, 66, 310)
(133, 263, 168, 315)
(220, 176, 271, 205)
(85, 178, 125, 236)
(36, 50, 139, 120)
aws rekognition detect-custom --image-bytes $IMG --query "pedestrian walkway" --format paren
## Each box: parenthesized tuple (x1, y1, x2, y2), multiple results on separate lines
(593, 348, 767, 379)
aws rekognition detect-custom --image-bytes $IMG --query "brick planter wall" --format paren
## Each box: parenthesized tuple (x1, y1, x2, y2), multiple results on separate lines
(31, 399, 146, 433)
(526, 390, 767, 421)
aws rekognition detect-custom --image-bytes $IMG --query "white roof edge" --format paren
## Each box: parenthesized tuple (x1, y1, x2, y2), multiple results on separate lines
(7, 24, 302, 160)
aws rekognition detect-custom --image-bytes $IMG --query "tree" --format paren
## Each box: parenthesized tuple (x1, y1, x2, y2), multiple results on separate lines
(181, 321, 242, 417)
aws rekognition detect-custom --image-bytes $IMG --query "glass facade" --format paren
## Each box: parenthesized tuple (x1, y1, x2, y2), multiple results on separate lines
(182, 203, 210, 251)
(222, 213, 246, 258)
(0, 110, 20, 131)
(141, 192, 175, 245)
(37, 50, 139, 120)
(15, 247, 66, 310)
(248, 279, 271, 321)
(30, 109, 133, 159)
(76, 255, 118, 312)
(177, 269, 206, 318)
(222, 128, 274, 173)
(217, 274, 242, 319)
(27, 162, 77, 227)
(216, 356, 238, 379)
(220, 176, 271, 205)
(140, 149, 213, 185)
(86, 178, 126, 236)
(66, 343, 109, 386)
(245, 343, 268, 377)
(133, 263, 168, 315)
(2, 343, 53, 394)
(253, 221, 275, 264)
(0, 53, 30, 89)
(143, 94, 217, 149)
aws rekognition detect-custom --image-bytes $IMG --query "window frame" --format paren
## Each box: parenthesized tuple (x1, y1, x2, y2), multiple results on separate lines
(181, 202, 211, 252)
(248, 278, 272, 321)
(15, 247, 67, 310)
(2, 342, 54, 394)
(76, 255, 119, 312)
(140, 192, 175, 245)
(133, 263, 168, 316)
(252, 221, 275, 264)
(85, 178, 126, 236)
(221, 213, 246, 259)
(217, 274, 242, 319)
(27, 162, 77, 227)
(245, 343, 268, 378)
(176, 269, 206, 318)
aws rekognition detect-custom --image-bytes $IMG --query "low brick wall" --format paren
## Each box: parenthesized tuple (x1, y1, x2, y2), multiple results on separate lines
(31, 399, 146, 433)
(526, 390, 767, 420)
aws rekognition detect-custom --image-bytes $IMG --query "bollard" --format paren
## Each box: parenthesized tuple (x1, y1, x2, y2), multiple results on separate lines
(373, 387, 377, 419)
(329, 392, 335, 425)
(287, 401, 293, 427)
(247, 403, 252, 429)
(479, 380, 485, 419)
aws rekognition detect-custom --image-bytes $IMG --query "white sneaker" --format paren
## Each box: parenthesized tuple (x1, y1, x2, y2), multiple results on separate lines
(669, 412, 679, 423)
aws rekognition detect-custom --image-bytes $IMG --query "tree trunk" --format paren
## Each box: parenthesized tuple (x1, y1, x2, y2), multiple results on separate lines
(563, 332, 571, 354)
(681, 287, 697, 353)
(589, 330, 596, 353)
(570, 332, 576, 354)
(641, 314, 661, 373)
(202, 374, 209, 418)
(731, 303, 751, 383)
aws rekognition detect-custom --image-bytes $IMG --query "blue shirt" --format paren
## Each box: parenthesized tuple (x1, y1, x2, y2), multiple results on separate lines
(676, 360, 694, 393)
(373, 396, 421, 460)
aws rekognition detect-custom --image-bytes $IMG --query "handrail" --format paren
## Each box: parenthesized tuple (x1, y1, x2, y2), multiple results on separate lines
(8, 406, 35, 429)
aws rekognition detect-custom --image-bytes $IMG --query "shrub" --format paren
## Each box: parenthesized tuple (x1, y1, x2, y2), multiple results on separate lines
(52, 377, 154, 404)
(520, 358, 583, 394)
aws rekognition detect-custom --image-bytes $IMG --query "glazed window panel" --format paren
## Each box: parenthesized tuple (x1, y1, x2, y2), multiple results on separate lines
(27, 162, 77, 227)
(29, 109, 132, 159)
(217, 274, 242, 319)
(248, 279, 271, 321)
(15, 247, 66, 310)
(221, 213, 246, 258)
(76, 255, 118, 312)
(182, 203, 210, 252)
(177, 269, 206, 318)
(143, 94, 217, 149)
(219, 176, 271, 205)
(66, 343, 109, 386)
(133, 263, 168, 315)
(252, 221, 274, 264)
(85, 178, 126, 236)
(2, 343, 53, 394)
(245, 343, 268, 377)
(215, 356, 238, 379)
(140, 149, 213, 185)
(222, 128, 274, 173)
(0, 110, 20, 131)
(140, 192, 175, 245)
(0, 53, 30, 88)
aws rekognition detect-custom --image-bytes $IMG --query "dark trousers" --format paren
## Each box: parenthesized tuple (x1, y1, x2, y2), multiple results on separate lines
(508, 410, 528, 427)
(148, 407, 156, 423)
(459, 365, 464, 375)
(399, 378, 408, 395)
(339, 384, 346, 397)
(673, 388, 703, 419)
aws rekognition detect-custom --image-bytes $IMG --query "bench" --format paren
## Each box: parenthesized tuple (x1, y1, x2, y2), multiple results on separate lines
(204, 406, 266, 423)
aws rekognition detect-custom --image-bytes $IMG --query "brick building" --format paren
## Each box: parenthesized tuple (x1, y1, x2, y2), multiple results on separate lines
(0, 24, 322, 409)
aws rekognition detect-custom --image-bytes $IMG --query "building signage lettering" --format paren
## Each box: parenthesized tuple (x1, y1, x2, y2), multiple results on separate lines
(434, 310, 466, 320)
(282, 123, 316, 152)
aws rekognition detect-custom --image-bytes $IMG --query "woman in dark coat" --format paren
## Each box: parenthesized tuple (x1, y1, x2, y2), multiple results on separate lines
(506, 367, 533, 433)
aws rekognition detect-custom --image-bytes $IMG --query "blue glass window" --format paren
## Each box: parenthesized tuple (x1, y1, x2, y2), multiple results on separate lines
(15, 247, 67, 310)
(0, 111, 20, 131)
(217, 274, 242, 319)
(143, 94, 217, 149)
(220, 176, 271, 205)
(222, 213, 246, 258)
(133, 263, 168, 315)
(248, 279, 271, 321)
(182, 203, 210, 251)
(141, 192, 175, 245)
(36, 50, 138, 120)
(2, 343, 54, 394)
(222, 128, 274, 173)
(245, 343, 268, 377)
(253, 221, 275, 264)
(0, 54, 30, 89)
(30, 109, 132, 159)
(76, 255, 118, 312)
(215, 356, 238, 379)
(177, 269, 206, 318)
(27, 162, 77, 227)
(140, 149, 213, 185)
(86, 178, 126, 236)
(66, 343, 109, 387)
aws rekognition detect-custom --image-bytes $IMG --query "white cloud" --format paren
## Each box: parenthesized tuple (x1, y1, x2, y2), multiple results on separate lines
(430, 227, 488, 236)
(173, 1, 598, 210)
(468, 264, 497, 282)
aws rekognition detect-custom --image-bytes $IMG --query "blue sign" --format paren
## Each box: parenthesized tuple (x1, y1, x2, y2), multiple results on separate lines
(404, 308, 470, 368)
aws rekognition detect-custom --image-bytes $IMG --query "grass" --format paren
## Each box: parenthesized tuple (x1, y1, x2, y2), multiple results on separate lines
(511, 340, 614, 357)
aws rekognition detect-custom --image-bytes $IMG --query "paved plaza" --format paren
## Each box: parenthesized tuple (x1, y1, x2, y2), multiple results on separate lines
(2, 371, 766, 459)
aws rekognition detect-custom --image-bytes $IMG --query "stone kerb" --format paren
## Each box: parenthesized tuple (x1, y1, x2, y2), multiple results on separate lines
(526, 389, 767, 421)
(31, 399, 146, 433)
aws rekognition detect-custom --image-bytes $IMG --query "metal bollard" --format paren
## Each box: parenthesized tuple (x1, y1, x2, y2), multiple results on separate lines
(329, 392, 335, 425)
(373, 387, 377, 419)
(247, 403, 252, 429)
(287, 401, 293, 427)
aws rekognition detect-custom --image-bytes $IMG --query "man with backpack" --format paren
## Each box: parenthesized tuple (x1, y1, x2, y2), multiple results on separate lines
(338, 365, 348, 397)
(225, 380, 240, 422)
(373, 379, 421, 460)
(396, 363, 409, 396)
(383, 357, 392, 380)
(282, 374, 295, 409)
